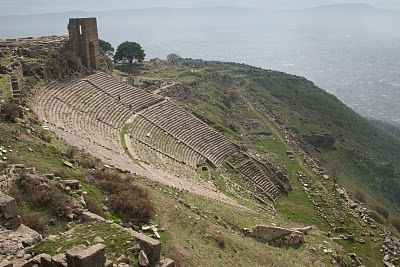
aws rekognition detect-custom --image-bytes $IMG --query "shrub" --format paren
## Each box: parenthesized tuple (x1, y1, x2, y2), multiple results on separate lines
(167, 245, 186, 267)
(373, 205, 389, 219)
(65, 146, 78, 160)
(390, 218, 400, 233)
(20, 210, 46, 232)
(39, 131, 52, 143)
(84, 195, 104, 217)
(1, 102, 23, 121)
(78, 158, 99, 169)
(54, 169, 71, 179)
(84, 170, 154, 224)
(215, 233, 226, 248)
(18, 174, 71, 215)
(370, 210, 385, 225)
(353, 190, 366, 203)
(108, 190, 154, 224)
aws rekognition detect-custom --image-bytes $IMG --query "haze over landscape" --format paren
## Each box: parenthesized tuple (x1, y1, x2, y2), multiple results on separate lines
(1, 0, 399, 126)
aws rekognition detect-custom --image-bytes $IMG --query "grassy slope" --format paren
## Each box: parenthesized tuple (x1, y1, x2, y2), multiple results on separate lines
(2, 54, 400, 266)
(133, 60, 400, 266)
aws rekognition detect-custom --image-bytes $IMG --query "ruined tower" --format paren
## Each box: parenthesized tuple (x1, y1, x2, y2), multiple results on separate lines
(68, 18, 100, 70)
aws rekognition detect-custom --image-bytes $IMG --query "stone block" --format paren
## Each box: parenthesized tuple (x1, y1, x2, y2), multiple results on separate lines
(51, 254, 67, 267)
(66, 243, 106, 267)
(138, 250, 149, 267)
(80, 211, 105, 222)
(39, 254, 52, 267)
(3, 215, 22, 230)
(60, 180, 80, 190)
(159, 257, 175, 267)
(125, 228, 161, 263)
(16, 224, 42, 246)
(0, 193, 19, 219)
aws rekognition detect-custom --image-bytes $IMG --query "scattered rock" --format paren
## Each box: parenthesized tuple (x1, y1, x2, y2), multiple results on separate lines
(63, 161, 73, 168)
(93, 236, 104, 243)
(138, 250, 149, 267)
(158, 257, 176, 267)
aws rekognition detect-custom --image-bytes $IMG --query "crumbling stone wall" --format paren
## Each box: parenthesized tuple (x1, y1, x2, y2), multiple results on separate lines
(68, 18, 101, 70)
(247, 225, 304, 247)
(9, 62, 23, 104)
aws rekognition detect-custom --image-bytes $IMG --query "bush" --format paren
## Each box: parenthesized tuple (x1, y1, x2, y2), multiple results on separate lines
(167, 245, 186, 267)
(108, 190, 154, 224)
(20, 210, 46, 232)
(1, 102, 23, 121)
(370, 210, 385, 225)
(373, 205, 389, 219)
(85, 170, 154, 224)
(78, 158, 99, 169)
(84, 195, 104, 217)
(390, 218, 400, 233)
(354, 190, 366, 203)
(215, 233, 226, 248)
(54, 169, 71, 179)
(18, 174, 71, 215)
(65, 146, 78, 160)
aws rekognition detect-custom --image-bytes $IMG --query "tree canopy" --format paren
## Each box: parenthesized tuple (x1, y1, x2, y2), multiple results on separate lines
(113, 41, 146, 65)
(98, 39, 114, 57)
(166, 53, 182, 65)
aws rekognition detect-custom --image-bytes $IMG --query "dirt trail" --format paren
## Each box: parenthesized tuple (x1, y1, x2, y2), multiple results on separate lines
(244, 98, 324, 187)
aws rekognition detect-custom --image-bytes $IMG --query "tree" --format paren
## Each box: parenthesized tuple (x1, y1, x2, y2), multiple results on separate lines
(329, 157, 343, 188)
(98, 39, 114, 57)
(114, 41, 145, 65)
(166, 53, 182, 65)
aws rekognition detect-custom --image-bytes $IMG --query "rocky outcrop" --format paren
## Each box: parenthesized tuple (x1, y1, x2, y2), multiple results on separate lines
(247, 225, 306, 247)
(0, 193, 42, 261)
(0, 193, 21, 230)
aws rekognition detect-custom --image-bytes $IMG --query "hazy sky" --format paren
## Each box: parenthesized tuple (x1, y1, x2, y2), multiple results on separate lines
(1, 0, 400, 15)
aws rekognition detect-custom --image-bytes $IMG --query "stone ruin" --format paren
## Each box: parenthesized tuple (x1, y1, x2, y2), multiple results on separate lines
(9, 61, 23, 105)
(68, 18, 101, 70)
(245, 225, 314, 247)
(0, 192, 42, 263)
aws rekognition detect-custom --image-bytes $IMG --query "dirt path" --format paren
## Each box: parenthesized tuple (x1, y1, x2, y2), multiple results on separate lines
(152, 82, 176, 95)
(244, 98, 323, 186)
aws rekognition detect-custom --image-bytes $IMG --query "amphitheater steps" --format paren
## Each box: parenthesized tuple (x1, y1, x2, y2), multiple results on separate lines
(139, 100, 238, 167)
(237, 160, 280, 201)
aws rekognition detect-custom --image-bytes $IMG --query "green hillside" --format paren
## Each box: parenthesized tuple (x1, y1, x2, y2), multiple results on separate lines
(2, 48, 400, 266)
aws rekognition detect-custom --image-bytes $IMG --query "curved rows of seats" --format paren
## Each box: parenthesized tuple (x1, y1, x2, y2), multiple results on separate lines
(237, 160, 280, 201)
(34, 78, 132, 154)
(129, 115, 206, 168)
(86, 72, 164, 112)
(139, 100, 238, 167)
(130, 138, 201, 180)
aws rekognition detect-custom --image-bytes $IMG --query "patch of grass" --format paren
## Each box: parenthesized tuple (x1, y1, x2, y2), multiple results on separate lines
(0, 74, 11, 99)
(0, 58, 12, 67)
